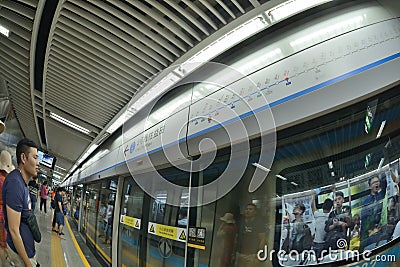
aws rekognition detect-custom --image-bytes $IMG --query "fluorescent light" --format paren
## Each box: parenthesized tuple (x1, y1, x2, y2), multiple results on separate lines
(290, 181, 298, 186)
(376, 120, 386, 139)
(252, 162, 271, 172)
(53, 170, 64, 175)
(290, 16, 364, 49)
(186, 16, 267, 68)
(237, 48, 282, 74)
(75, 144, 99, 167)
(328, 161, 333, 169)
(0, 25, 10, 37)
(331, 171, 335, 177)
(266, 0, 333, 23)
(378, 157, 384, 170)
(276, 174, 287, 180)
(55, 165, 66, 171)
(50, 112, 90, 135)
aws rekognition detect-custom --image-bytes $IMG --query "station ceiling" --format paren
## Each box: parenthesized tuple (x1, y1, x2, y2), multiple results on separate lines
(0, 0, 275, 178)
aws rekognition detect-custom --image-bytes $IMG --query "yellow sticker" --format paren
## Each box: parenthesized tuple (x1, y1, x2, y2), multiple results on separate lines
(179, 230, 186, 240)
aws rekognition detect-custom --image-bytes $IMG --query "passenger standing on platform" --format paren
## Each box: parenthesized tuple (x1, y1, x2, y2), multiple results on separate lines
(28, 177, 39, 213)
(51, 188, 57, 232)
(0, 151, 14, 267)
(3, 138, 40, 267)
(235, 203, 266, 267)
(39, 181, 48, 215)
(54, 187, 66, 237)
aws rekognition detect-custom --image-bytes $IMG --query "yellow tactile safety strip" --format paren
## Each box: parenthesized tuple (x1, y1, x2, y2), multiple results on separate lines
(85, 220, 151, 267)
(84, 222, 112, 263)
(65, 218, 91, 267)
(51, 229, 66, 267)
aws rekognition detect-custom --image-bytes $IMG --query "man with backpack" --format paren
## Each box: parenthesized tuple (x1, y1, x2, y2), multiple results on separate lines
(287, 203, 313, 254)
(324, 191, 351, 250)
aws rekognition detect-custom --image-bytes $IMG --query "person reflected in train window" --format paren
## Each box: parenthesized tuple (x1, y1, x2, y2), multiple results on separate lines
(3, 138, 40, 267)
(104, 201, 114, 244)
(324, 191, 351, 250)
(98, 202, 107, 235)
(361, 175, 387, 240)
(177, 207, 188, 227)
(217, 212, 237, 267)
(311, 190, 333, 259)
(235, 203, 266, 267)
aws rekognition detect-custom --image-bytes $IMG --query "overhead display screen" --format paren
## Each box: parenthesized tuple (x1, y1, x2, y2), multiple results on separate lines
(38, 150, 56, 169)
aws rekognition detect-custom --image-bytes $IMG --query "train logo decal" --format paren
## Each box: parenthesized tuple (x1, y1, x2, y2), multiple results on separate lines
(130, 141, 136, 154)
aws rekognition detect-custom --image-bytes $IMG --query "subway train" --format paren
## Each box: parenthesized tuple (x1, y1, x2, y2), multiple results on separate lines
(62, 1, 400, 266)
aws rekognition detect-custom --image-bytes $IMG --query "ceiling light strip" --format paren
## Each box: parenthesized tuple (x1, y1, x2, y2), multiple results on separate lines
(50, 112, 90, 135)
(0, 25, 10, 37)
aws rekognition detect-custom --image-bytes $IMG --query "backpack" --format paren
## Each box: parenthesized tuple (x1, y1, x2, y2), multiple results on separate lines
(291, 224, 313, 252)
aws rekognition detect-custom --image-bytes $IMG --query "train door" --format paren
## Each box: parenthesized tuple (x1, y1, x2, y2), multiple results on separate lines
(117, 176, 145, 267)
(80, 184, 89, 235)
(139, 165, 190, 267)
(85, 183, 101, 253)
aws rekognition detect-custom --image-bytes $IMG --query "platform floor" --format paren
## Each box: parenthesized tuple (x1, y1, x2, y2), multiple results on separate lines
(3, 200, 101, 267)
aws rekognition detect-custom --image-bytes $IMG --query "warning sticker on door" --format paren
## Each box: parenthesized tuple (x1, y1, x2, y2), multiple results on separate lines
(120, 215, 141, 230)
(148, 222, 187, 243)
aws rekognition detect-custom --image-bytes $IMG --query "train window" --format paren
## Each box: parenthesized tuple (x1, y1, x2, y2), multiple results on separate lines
(275, 87, 400, 265)
(151, 191, 167, 224)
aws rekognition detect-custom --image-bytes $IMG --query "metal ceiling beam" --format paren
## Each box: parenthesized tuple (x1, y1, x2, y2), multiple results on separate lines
(199, 0, 227, 25)
(63, 4, 169, 68)
(68, 0, 175, 62)
(182, 0, 218, 30)
(216, 0, 236, 19)
(164, 0, 210, 36)
(148, 1, 202, 42)
(52, 35, 141, 87)
(0, 7, 33, 31)
(57, 17, 155, 78)
(0, 17, 31, 41)
(0, 0, 36, 20)
(126, 0, 195, 47)
(87, 0, 182, 57)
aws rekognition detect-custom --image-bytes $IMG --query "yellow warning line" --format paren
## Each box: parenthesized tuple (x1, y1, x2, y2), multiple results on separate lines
(187, 243, 206, 250)
(51, 229, 66, 267)
(86, 232, 112, 263)
(66, 218, 91, 267)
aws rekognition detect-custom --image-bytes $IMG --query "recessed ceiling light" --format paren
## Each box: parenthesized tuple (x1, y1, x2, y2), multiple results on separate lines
(0, 25, 10, 37)
(50, 112, 90, 135)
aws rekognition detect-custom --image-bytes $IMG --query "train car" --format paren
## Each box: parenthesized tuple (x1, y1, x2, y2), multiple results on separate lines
(62, 1, 400, 266)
